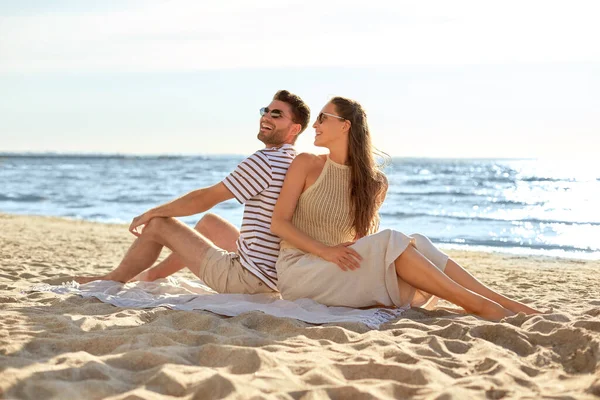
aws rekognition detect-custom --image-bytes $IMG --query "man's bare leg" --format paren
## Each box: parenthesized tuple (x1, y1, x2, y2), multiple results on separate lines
(394, 246, 513, 321)
(75, 216, 219, 284)
(74, 232, 165, 284)
(133, 213, 239, 281)
(122, 217, 232, 283)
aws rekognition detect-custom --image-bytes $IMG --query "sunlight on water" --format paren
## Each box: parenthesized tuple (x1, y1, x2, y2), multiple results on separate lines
(505, 158, 600, 182)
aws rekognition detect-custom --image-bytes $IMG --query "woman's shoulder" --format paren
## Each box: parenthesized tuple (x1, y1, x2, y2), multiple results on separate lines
(292, 152, 327, 168)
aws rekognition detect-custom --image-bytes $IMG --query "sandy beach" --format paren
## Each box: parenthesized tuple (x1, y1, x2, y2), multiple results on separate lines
(1, 213, 599, 399)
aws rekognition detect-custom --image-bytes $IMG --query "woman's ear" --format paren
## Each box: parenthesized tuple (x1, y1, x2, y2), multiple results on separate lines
(342, 119, 351, 134)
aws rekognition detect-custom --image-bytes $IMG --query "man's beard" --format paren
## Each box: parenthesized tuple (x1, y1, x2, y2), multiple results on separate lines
(258, 128, 287, 146)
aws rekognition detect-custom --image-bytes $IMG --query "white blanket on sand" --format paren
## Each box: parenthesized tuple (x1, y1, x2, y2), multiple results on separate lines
(29, 277, 408, 329)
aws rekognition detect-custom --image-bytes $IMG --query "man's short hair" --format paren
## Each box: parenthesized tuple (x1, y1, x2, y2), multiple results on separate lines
(273, 90, 311, 134)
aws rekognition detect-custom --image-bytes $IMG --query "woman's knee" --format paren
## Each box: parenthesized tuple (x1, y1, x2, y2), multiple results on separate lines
(410, 233, 431, 248)
(410, 233, 436, 258)
(410, 233, 448, 270)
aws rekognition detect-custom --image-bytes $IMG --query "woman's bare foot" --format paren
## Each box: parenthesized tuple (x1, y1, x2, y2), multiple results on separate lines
(464, 297, 515, 321)
(480, 303, 515, 321)
(506, 301, 542, 315)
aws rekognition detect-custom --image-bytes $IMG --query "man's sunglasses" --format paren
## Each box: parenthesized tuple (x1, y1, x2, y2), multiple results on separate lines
(260, 107, 287, 119)
(317, 112, 345, 124)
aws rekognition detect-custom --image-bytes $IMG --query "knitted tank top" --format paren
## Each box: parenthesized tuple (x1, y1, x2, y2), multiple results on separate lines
(281, 156, 356, 249)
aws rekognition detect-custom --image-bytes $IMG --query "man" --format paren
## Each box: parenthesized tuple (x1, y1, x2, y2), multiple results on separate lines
(75, 90, 310, 295)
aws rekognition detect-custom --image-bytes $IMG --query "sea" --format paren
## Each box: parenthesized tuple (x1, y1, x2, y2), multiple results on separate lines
(1, 154, 599, 260)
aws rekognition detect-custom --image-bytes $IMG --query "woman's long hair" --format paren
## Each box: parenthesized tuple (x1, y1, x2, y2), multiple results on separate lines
(330, 97, 390, 238)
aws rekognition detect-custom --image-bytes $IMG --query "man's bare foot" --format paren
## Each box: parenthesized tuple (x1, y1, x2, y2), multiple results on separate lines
(73, 276, 106, 284)
(130, 270, 155, 282)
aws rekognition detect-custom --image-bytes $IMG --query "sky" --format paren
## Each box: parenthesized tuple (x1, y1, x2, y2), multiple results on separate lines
(0, 0, 599, 158)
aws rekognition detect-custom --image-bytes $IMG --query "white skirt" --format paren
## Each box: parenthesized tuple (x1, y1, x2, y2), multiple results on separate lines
(276, 229, 449, 309)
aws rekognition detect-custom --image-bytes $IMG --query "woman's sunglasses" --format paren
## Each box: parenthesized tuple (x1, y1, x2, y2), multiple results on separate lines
(260, 107, 287, 119)
(317, 112, 345, 124)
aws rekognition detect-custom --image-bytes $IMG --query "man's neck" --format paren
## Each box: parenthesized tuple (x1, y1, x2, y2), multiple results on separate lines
(265, 143, 293, 149)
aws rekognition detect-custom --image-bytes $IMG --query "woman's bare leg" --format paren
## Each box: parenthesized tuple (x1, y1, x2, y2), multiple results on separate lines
(394, 246, 513, 320)
(410, 233, 540, 315)
(133, 213, 239, 281)
(444, 259, 540, 314)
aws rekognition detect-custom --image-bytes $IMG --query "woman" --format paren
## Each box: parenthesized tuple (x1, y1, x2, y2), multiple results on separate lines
(271, 97, 539, 320)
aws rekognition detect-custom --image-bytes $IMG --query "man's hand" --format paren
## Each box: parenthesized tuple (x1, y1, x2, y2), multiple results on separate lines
(129, 212, 154, 237)
(321, 242, 363, 271)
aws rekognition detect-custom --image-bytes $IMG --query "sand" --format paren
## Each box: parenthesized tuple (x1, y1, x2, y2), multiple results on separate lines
(0, 213, 599, 399)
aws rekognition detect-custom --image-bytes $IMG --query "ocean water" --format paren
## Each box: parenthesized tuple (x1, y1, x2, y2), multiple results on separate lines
(1, 154, 599, 260)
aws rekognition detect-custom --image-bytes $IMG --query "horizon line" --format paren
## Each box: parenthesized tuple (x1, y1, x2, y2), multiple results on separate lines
(0, 151, 538, 161)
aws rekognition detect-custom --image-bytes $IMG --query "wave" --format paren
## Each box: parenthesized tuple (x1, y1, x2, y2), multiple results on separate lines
(483, 176, 516, 184)
(217, 202, 241, 210)
(432, 237, 598, 253)
(391, 191, 473, 197)
(391, 193, 541, 206)
(395, 176, 519, 186)
(400, 179, 436, 186)
(490, 199, 544, 206)
(395, 174, 580, 186)
(105, 195, 154, 204)
(0, 194, 46, 203)
(521, 177, 567, 182)
(69, 203, 95, 209)
(379, 211, 600, 226)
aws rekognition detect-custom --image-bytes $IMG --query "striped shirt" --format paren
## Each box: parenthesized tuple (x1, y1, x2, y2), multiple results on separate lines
(222, 144, 296, 290)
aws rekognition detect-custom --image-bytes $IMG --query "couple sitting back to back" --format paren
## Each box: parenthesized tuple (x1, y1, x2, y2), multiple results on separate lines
(75, 90, 540, 320)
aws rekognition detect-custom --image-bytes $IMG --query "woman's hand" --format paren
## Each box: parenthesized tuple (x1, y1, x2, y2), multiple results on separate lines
(129, 212, 153, 237)
(321, 242, 363, 271)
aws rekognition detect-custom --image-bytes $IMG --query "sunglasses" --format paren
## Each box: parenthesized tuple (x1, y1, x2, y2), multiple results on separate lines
(317, 112, 345, 124)
(260, 107, 288, 119)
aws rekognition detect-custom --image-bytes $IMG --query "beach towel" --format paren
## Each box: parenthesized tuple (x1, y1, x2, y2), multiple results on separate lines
(28, 277, 408, 329)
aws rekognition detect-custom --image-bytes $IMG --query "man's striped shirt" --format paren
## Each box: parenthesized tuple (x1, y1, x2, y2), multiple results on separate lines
(222, 144, 296, 290)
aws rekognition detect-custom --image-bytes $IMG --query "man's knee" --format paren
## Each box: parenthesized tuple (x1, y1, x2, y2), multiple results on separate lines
(195, 213, 221, 230)
(144, 217, 172, 238)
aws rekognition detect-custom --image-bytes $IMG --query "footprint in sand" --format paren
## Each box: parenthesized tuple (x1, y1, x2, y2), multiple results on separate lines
(193, 344, 277, 375)
(572, 320, 600, 333)
(469, 324, 535, 357)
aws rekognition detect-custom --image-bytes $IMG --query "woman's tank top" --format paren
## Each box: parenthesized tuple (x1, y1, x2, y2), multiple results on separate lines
(281, 156, 356, 249)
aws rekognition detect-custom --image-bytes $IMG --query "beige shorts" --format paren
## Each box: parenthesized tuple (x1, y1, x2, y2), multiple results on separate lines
(195, 247, 275, 295)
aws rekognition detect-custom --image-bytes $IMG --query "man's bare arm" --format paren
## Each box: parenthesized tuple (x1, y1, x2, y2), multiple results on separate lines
(130, 183, 234, 236)
(146, 183, 233, 219)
